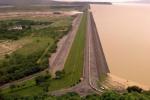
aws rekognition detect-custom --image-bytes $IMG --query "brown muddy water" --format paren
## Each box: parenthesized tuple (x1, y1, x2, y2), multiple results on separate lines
(91, 4, 150, 87)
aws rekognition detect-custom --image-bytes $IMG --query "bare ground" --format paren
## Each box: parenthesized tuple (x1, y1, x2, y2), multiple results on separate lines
(0, 39, 31, 58)
(0, 11, 81, 20)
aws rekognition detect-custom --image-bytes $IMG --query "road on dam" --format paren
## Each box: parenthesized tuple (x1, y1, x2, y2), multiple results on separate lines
(51, 10, 110, 96)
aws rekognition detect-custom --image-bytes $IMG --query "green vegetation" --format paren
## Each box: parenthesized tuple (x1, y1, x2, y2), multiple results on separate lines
(0, 17, 72, 86)
(50, 5, 83, 11)
(55, 70, 65, 79)
(46, 11, 87, 91)
(35, 74, 51, 92)
(99, 74, 107, 82)
(35, 74, 51, 86)
(127, 86, 143, 93)
(1, 89, 150, 100)
(1, 11, 87, 96)
(0, 19, 52, 40)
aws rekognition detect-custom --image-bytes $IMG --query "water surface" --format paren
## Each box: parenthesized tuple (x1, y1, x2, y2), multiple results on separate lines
(91, 4, 150, 87)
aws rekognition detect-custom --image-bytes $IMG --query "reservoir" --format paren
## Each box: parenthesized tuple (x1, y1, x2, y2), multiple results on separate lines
(91, 4, 150, 88)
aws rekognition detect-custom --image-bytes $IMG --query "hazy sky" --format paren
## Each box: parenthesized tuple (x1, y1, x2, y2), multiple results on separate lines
(55, 0, 140, 2)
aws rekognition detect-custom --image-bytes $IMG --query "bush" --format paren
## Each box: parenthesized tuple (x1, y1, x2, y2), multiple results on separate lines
(127, 86, 143, 93)
(0, 89, 4, 100)
(85, 94, 101, 100)
(35, 74, 51, 85)
(41, 83, 49, 92)
(57, 92, 81, 100)
(101, 91, 120, 100)
(9, 84, 16, 91)
(5, 54, 10, 59)
(55, 70, 65, 79)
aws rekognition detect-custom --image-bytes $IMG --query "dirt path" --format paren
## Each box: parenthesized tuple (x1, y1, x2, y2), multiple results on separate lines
(49, 13, 83, 76)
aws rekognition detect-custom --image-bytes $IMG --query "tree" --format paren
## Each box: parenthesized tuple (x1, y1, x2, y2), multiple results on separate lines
(55, 70, 65, 79)
(41, 82, 49, 92)
(9, 84, 16, 92)
(35, 76, 46, 85)
(127, 86, 143, 93)
(101, 91, 120, 100)
(0, 89, 4, 100)
(35, 74, 51, 85)
(84, 94, 100, 100)
(5, 54, 10, 59)
(57, 92, 81, 100)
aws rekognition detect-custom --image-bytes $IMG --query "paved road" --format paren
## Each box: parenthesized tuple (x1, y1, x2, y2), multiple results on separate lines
(50, 10, 110, 96)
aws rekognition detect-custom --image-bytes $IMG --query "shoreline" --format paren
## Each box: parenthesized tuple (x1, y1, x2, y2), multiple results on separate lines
(107, 73, 150, 91)
(112, 3, 150, 6)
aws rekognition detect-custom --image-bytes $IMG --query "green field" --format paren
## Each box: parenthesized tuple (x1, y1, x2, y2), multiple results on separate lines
(2, 11, 87, 96)
(15, 37, 54, 56)
(0, 16, 72, 86)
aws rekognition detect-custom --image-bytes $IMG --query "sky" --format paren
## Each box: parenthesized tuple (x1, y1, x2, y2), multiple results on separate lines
(54, 0, 140, 2)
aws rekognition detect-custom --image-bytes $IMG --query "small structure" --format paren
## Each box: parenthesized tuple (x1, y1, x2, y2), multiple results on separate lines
(53, 11, 62, 15)
(8, 25, 23, 30)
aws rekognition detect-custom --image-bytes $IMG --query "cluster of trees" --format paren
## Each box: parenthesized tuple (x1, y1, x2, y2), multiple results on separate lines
(0, 18, 72, 86)
(35, 74, 51, 92)
(0, 19, 52, 40)
(35, 23, 71, 40)
(50, 5, 83, 11)
(11, 19, 51, 26)
(0, 52, 48, 85)
(0, 92, 48, 100)
(0, 86, 150, 100)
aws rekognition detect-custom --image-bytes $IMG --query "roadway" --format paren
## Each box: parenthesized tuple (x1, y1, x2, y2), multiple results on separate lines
(51, 10, 110, 96)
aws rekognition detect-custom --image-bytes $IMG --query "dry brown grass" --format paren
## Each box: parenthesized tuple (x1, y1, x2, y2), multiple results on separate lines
(0, 11, 78, 21)
(0, 38, 32, 58)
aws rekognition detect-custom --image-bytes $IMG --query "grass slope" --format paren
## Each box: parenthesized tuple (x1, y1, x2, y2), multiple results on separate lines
(63, 11, 87, 85)
(48, 11, 87, 91)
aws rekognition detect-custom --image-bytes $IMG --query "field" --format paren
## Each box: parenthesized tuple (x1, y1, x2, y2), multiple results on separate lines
(91, 4, 150, 89)
(0, 13, 72, 86)
(1, 11, 87, 96)
(0, 38, 32, 58)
